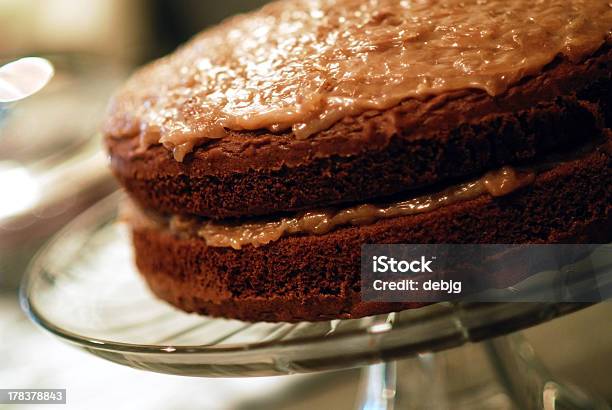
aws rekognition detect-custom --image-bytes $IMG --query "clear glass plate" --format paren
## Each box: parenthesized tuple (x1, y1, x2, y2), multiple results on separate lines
(20, 193, 595, 377)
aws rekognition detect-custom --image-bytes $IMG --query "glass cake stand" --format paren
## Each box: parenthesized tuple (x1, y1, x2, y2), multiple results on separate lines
(21, 193, 611, 409)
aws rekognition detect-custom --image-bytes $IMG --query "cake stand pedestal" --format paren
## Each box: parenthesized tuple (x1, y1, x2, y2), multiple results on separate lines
(21, 194, 611, 409)
(358, 333, 608, 409)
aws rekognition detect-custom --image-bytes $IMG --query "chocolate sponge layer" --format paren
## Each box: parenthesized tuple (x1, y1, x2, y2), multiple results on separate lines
(131, 145, 612, 322)
(107, 46, 611, 219)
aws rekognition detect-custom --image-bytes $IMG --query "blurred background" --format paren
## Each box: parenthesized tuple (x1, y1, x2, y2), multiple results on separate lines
(0, 1, 611, 409)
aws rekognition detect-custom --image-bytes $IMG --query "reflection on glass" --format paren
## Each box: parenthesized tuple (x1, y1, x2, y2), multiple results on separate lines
(0, 57, 54, 103)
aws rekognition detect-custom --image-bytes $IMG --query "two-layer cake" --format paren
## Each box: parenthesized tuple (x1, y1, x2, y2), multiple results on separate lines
(105, 0, 612, 322)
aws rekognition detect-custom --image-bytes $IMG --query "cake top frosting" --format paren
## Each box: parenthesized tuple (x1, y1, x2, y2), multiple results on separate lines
(104, 0, 612, 161)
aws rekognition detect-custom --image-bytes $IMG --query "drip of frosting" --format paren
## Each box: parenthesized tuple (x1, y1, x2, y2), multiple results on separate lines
(104, 0, 612, 161)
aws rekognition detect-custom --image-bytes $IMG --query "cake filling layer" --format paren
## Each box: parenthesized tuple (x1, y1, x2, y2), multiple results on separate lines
(124, 166, 536, 249)
(105, 0, 612, 161)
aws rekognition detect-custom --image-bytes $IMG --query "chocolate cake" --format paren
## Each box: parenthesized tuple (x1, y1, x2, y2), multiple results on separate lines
(104, 0, 612, 322)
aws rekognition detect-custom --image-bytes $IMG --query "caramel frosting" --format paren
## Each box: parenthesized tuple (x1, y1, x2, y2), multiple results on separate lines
(105, 0, 612, 161)
(118, 166, 533, 249)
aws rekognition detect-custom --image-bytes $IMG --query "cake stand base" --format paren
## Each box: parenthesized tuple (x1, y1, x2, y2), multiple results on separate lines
(357, 332, 608, 410)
